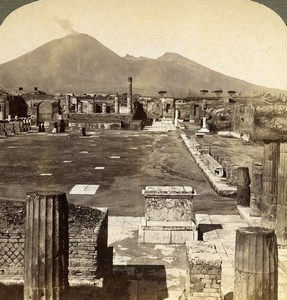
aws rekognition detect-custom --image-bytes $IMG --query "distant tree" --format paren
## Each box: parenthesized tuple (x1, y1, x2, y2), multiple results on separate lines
(158, 90, 167, 97)
(213, 89, 223, 98)
(227, 90, 236, 97)
(200, 89, 208, 97)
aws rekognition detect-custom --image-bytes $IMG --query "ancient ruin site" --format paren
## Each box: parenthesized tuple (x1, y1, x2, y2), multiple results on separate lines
(1, 1, 287, 300)
(0, 75, 287, 300)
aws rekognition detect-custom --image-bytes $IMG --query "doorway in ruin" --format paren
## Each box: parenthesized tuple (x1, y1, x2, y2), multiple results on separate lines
(37, 101, 53, 124)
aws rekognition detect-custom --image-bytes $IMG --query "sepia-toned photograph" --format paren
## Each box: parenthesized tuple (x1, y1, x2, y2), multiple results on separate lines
(0, 0, 286, 299)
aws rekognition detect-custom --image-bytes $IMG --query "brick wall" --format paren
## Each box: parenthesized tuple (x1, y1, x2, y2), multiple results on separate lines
(0, 204, 109, 283)
(184, 241, 222, 300)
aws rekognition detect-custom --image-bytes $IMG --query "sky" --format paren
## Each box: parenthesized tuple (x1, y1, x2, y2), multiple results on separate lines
(0, 0, 286, 90)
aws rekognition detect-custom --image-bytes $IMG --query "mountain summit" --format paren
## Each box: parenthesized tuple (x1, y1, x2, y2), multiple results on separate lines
(0, 34, 283, 95)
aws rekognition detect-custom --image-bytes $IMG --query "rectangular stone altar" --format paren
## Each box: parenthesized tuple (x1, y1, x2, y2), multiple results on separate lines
(139, 186, 197, 244)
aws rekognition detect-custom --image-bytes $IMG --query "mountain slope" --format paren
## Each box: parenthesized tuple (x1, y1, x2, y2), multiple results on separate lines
(0, 33, 284, 96)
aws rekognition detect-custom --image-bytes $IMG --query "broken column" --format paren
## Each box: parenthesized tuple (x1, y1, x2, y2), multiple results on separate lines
(234, 227, 278, 300)
(276, 143, 287, 247)
(261, 140, 280, 229)
(114, 94, 119, 113)
(127, 77, 132, 114)
(24, 191, 69, 300)
(184, 241, 222, 300)
(250, 159, 263, 217)
(236, 167, 251, 207)
(139, 186, 197, 244)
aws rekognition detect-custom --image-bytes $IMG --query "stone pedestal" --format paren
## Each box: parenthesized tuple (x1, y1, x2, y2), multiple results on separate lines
(184, 241, 222, 300)
(277, 143, 287, 247)
(197, 116, 209, 133)
(261, 141, 280, 229)
(234, 227, 278, 300)
(24, 192, 69, 300)
(139, 186, 197, 244)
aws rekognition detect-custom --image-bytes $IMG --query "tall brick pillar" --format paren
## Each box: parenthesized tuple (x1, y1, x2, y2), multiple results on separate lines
(261, 140, 280, 229)
(127, 77, 132, 114)
(277, 143, 287, 246)
(24, 192, 69, 300)
(234, 227, 278, 300)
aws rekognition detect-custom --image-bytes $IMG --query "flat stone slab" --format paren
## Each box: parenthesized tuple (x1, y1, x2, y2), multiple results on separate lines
(69, 184, 99, 195)
(95, 167, 105, 170)
(110, 156, 120, 159)
(144, 186, 194, 196)
(40, 173, 52, 176)
(63, 160, 72, 163)
(80, 151, 89, 154)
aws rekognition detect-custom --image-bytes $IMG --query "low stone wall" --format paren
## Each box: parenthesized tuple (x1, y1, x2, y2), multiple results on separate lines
(69, 113, 134, 131)
(0, 201, 109, 283)
(0, 121, 29, 136)
(183, 241, 222, 300)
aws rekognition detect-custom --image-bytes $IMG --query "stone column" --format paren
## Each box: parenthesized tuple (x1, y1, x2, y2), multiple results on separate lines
(0, 102, 5, 120)
(102, 102, 107, 114)
(277, 143, 287, 247)
(237, 167, 251, 207)
(65, 95, 70, 113)
(24, 191, 69, 300)
(114, 94, 119, 113)
(262, 140, 280, 229)
(174, 109, 179, 127)
(250, 159, 263, 217)
(234, 227, 278, 300)
(127, 77, 132, 114)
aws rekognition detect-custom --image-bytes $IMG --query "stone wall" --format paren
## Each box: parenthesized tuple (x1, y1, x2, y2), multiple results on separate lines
(0, 201, 109, 283)
(184, 241, 222, 300)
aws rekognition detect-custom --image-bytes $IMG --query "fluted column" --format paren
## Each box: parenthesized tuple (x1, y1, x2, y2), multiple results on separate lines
(261, 140, 280, 229)
(237, 167, 251, 207)
(277, 143, 287, 246)
(24, 191, 69, 300)
(250, 159, 263, 216)
(234, 227, 278, 300)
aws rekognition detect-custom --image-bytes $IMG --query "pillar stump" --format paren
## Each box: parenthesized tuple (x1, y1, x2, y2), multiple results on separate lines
(261, 141, 280, 229)
(237, 167, 251, 207)
(277, 143, 287, 247)
(234, 227, 278, 300)
(24, 191, 69, 300)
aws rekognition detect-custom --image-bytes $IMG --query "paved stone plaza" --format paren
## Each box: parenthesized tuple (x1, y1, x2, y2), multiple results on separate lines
(0, 126, 287, 299)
